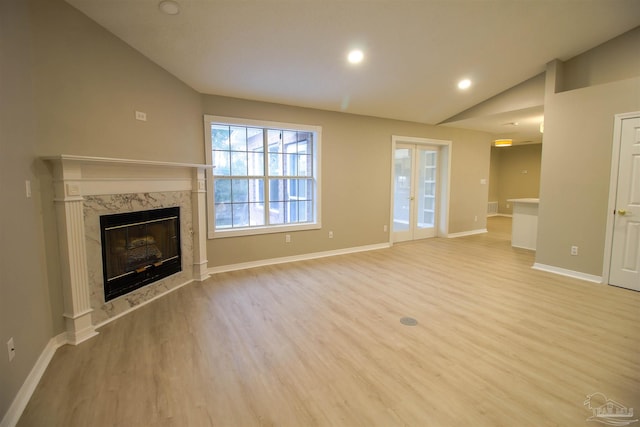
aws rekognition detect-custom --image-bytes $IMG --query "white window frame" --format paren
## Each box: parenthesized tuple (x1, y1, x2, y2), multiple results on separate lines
(204, 115, 322, 239)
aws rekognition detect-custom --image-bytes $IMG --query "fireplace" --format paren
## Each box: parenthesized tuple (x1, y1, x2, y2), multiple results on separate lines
(100, 206, 182, 301)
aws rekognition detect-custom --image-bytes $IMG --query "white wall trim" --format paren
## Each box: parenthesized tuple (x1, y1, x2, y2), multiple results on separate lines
(209, 243, 390, 274)
(532, 263, 603, 284)
(447, 228, 487, 238)
(0, 333, 68, 427)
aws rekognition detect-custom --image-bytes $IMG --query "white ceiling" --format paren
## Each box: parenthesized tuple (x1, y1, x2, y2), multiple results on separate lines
(66, 0, 640, 140)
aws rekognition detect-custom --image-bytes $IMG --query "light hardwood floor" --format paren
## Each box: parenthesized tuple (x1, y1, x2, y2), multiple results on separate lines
(18, 217, 640, 426)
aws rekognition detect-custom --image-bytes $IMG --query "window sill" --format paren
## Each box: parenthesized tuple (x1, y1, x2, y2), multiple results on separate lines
(208, 222, 321, 239)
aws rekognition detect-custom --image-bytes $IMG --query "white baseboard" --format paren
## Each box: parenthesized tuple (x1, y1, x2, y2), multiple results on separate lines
(209, 243, 391, 274)
(447, 228, 487, 238)
(532, 263, 603, 284)
(0, 333, 68, 427)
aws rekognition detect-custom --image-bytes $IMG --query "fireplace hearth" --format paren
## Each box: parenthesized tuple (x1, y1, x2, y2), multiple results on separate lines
(100, 206, 181, 301)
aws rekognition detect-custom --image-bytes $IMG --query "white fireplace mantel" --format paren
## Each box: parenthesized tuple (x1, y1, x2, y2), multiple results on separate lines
(44, 155, 211, 345)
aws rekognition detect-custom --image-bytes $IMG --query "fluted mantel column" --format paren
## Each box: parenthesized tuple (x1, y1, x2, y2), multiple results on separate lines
(50, 159, 98, 345)
(192, 168, 210, 281)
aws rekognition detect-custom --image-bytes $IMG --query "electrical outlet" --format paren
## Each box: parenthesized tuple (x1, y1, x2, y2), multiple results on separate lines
(7, 337, 15, 362)
(571, 246, 578, 256)
(25, 180, 32, 198)
(328, 231, 333, 238)
(285, 234, 291, 243)
(474, 215, 478, 222)
(506, 203, 510, 209)
(135, 111, 147, 121)
(383, 224, 388, 232)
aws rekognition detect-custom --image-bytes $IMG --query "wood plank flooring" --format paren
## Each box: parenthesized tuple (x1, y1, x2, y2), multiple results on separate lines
(17, 217, 640, 426)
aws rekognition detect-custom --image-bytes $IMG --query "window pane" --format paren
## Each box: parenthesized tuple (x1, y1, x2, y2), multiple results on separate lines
(213, 151, 230, 176)
(230, 151, 248, 176)
(232, 203, 249, 227)
(269, 201, 284, 224)
(285, 153, 297, 176)
(212, 125, 230, 150)
(214, 179, 231, 203)
(215, 203, 232, 229)
(297, 139, 309, 154)
(283, 131, 298, 148)
(269, 179, 284, 202)
(299, 200, 312, 222)
(269, 153, 282, 176)
(248, 152, 264, 176)
(268, 130, 282, 152)
(248, 179, 264, 203)
(298, 154, 311, 176)
(230, 126, 247, 151)
(231, 179, 248, 203)
(247, 128, 261, 154)
(249, 202, 265, 226)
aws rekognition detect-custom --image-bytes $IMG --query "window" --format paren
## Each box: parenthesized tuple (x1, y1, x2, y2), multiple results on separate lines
(204, 115, 321, 238)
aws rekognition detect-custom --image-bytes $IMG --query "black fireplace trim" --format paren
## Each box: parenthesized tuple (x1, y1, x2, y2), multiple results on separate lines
(99, 206, 182, 302)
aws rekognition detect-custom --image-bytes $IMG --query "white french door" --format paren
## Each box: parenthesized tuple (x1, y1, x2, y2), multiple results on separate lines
(393, 143, 439, 242)
(608, 115, 640, 291)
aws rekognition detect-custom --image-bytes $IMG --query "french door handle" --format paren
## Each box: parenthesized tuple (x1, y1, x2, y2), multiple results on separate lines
(409, 196, 415, 201)
(617, 209, 627, 216)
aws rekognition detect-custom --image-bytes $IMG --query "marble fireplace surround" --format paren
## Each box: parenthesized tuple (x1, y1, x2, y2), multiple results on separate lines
(44, 155, 210, 345)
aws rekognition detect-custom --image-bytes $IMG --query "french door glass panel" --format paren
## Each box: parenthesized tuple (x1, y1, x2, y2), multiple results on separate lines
(393, 148, 412, 232)
(393, 144, 438, 242)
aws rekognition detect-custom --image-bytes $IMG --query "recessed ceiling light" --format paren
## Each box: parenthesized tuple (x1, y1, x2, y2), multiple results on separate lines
(347, 49, 364, 64)
(457, 79, 471, 90)
(159, 0, 180, 15)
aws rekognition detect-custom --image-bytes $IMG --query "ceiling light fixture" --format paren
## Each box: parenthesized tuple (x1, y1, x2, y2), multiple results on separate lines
(457, 79, 471, 90)
(159, 0, 180, 15)
(347, 49, 364, 64)
(494, 139, 513, 147)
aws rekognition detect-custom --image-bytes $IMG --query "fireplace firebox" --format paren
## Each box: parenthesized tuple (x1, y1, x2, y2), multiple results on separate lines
(100, 206, 181, 301)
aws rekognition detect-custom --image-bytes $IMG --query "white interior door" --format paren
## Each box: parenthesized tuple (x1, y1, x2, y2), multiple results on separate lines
(393, 143, 439, 242)
(609, 116, 640, 291)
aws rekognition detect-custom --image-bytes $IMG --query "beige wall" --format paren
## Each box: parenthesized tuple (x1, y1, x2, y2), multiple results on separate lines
(489, 144, 542, 215)
(0, 0, 55, 419)
(203, 95, 493, 266)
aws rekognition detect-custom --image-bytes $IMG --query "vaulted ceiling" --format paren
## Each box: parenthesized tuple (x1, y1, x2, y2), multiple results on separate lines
(66, 0, 640, 143)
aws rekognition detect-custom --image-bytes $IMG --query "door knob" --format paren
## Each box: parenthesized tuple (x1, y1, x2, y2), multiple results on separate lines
(618, 209, 627, 216)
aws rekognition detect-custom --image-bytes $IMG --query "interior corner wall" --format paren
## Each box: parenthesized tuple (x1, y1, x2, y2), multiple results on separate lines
(203, 95, 493, 267)
(0, 0, 55, 420)
(536, 76, 640, 276)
